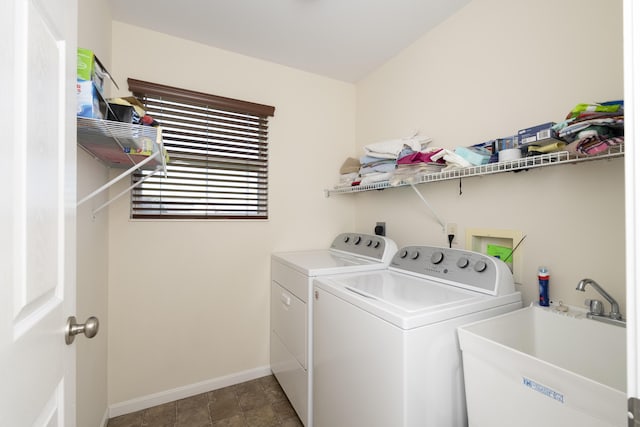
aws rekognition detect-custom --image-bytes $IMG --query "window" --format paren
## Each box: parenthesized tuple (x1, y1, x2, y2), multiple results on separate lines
(127, 78, 275, 219)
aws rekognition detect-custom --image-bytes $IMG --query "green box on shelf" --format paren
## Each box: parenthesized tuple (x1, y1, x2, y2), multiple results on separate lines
(77, 48, 117, 93)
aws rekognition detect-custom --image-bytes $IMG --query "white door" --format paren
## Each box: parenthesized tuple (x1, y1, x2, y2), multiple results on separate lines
(626, 0, 640, 425)
(0, 0, 78, 425)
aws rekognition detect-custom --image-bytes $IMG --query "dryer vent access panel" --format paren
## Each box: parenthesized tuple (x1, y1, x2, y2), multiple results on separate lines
(465, 228, 524, 285)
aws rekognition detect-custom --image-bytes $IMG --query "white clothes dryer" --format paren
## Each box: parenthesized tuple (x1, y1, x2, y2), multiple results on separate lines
(312, 245, 522, 427)
(270, 233, 397, 426)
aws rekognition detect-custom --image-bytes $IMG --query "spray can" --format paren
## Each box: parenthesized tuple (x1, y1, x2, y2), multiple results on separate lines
(538, 266, 549, 307)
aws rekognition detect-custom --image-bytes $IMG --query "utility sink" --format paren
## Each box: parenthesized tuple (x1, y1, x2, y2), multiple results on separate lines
(458, 305, 626, 427)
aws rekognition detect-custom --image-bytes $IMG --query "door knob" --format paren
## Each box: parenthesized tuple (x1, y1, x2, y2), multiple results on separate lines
(65, 316, 99, 345)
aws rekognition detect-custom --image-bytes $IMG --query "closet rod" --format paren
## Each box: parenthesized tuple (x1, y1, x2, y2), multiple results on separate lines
(77, 151, 160, 207)
(91, 165, 163, 215)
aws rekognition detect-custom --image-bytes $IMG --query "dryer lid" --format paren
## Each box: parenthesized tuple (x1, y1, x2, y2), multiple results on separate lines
(272, 250, 388, 276)
(271, 233, 398, 276)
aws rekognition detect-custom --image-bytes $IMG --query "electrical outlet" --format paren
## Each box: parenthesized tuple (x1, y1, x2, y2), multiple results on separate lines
(375, 222, 386, 236)
(446, 223, 457, 236)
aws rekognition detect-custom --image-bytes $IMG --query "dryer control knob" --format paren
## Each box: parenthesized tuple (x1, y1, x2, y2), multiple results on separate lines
(366, 239, 373, 247)
(399, 249, 409, 258)
(474, 260, 487, 272)
(354, 236, 362, 245)
(410, 251, 420, 260)
(373, 241, 381, 248)
(457, 258, 469, 268)
(430, 251, 444, 264)
(343, 236, 350, 243)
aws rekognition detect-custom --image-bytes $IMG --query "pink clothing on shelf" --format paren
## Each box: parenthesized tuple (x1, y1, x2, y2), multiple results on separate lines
(397, 149, 444, 165)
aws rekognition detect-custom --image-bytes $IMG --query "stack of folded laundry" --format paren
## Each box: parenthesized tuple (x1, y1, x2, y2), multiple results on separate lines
(388, 149, 447, 186)
(552, 101, 624, 156)
(336, 157, 361, 188)
(335, 133, 436, 188)
(358, 154, 397, 186)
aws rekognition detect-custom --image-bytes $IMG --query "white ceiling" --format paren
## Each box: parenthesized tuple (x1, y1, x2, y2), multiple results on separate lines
(107, 0, 470, 82)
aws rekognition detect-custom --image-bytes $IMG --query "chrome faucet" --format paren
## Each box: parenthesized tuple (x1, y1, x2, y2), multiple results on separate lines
(576, 278, 622, 320)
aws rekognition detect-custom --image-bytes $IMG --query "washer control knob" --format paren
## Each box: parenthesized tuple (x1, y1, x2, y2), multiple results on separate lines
(410, 251, 420, 260)
(373, 241, 381, 248)
(399, 249, 409, 259)
(354, 236, 362, 245)
(474, 260, 487, 272)
(343, 236, 350, 243)
(457, 258, 469, 269)
(430, 251, 444, 264)
(366, 239, 373, 247)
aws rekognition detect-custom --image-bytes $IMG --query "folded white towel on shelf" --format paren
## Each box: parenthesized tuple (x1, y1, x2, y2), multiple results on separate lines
(363, 134, 432, 159)
(429, 148, 472, 170)
(360, 172, 393, 185)
(338, 172, 358, 183)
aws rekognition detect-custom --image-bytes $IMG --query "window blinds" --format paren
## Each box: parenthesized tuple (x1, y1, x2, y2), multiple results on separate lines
(127, 79, 275, 219)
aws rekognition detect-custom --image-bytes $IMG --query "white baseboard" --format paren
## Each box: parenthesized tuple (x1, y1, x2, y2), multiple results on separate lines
(108, 365, 272, 418)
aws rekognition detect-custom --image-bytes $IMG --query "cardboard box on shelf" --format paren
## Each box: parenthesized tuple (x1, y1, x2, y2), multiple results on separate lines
(77, 80, 107, 119)
(106, 97, 146, 124)
(107, 103, 136, 123)
(518, 122, 561, 146)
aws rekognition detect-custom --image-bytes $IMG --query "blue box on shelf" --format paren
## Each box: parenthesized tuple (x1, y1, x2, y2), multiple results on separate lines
(518, 122, 558, 145)
(76, 80, 107, 119)
(455, 146, 492, 166)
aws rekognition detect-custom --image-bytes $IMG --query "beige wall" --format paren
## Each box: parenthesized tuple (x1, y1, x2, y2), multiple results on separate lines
(76, 150, 110, 426)
(354, 0, 624, 309)
(106, 21, 355, 404)
(78, 0, 113, 97)
(78, 0, 625, 412)
(77, 1, 112, 425)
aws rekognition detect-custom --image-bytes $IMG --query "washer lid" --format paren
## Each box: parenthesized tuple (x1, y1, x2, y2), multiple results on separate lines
(272, 250, 389, 276)
(315, 271, 521, 329)
(341, 271, 478, 312)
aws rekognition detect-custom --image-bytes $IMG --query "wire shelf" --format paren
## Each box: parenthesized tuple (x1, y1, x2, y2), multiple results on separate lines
(77, 117, 168, 213)
(326, 144, 624, 196)
(77, 117, 163, 169)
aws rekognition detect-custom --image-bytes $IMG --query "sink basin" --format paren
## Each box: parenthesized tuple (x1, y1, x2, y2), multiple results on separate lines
(458, 305, 626, 427)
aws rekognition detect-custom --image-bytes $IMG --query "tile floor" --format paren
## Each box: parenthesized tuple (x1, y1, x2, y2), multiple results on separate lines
(107, 375, 303, 427)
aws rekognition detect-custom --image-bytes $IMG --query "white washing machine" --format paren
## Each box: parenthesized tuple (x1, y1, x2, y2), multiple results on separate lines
(270, 233, 397, 426)
(312, 245, 522, 427)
